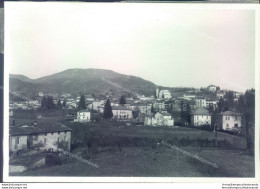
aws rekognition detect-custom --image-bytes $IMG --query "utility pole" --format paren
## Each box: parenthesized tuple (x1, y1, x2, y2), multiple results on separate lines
(214, 124, 218, 147)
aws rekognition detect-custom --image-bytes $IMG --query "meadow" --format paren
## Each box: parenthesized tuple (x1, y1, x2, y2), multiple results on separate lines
(10, 110, 254, 177)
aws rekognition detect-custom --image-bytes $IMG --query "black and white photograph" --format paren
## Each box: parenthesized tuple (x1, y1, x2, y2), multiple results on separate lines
(3, 2, 259, 182)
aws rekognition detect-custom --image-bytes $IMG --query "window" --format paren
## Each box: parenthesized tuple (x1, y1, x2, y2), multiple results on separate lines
(15, 137, 19, 145)
(226, 124, 229, 128)
(34, 134, 39, 140)
(234, 124, 238, 128)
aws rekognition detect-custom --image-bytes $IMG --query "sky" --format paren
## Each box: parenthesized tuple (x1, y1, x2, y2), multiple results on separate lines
(5, 2, 256, 92)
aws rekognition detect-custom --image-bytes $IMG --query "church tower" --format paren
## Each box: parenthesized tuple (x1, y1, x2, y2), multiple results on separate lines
(156, 86, 160, 99)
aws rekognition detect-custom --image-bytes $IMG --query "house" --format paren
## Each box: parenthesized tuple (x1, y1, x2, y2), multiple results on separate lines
(139, 96, 155, 101)
(155, 112, 174, 126)
(215, 111, 242, 131)
(183, 95, 196, 100)
(144, 115, 157, 126)
(112, 106, 133, 119)
(206, 99, 218, 110)
(131, 102, 152, 115)
(191, 107, 211, 126)
(159, 90, 172, 99)
(216, 91, 225, 99)
(156, 86, 172, 99)
(75, 109, 91, 122)
(9, 122, 72, 152)
(207, 85, 218, 92)
(195, 98, 207, 108)
(145, 111, 174, 126)
(153, 100, 165, 111)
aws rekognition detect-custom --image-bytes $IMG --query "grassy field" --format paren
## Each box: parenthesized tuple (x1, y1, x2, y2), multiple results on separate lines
(10, 110, 255, 177)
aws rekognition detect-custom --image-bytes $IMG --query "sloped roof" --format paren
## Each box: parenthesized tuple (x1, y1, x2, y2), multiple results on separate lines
(157, 112, 171, 116)
(192, 107, 210, 115)
(220, 111, 241, 116)
(10, 123, 72, 136)
(78, 109, 90, 113)
(112, 106, 131, 110)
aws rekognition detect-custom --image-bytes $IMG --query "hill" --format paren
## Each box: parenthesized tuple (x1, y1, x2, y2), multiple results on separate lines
(9, 68, 157, 98)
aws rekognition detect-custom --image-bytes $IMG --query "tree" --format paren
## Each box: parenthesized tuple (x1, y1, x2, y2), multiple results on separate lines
(180, 100, 185, 125)
(208, 103, 214, 114)
(217, 97, 225, 113)
(185, 103, 191, 125)
(151, 104, 156, 114)
(103, 99, 113, 119)
(62, 99, 67, 108)
(41, 95, 55, 110)
(57, 99, 62, 109)
(243, 89, 255, 153)
(78, 94, 86, 110)
(224, 91, 235, 110)
(119, 95, 126, 105)
(132, 107, 140, 119)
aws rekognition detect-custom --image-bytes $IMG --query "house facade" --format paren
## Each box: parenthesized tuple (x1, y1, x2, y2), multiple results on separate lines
(131, 102, 152, 115)
(112, 106, 133, 119)
(75, 109, 91, 122)
(155, 112, 174, 126)
(206, 99, 218, 110)
(195, 98, 207, 108)
(207, 85, 218, 92)
(145, 111, 174, 126)
(191, 107, 211, 126)
(216, 111, 242, 131)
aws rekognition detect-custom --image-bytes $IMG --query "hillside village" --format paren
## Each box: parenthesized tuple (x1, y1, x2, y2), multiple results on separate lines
(8, 73, 255, 177)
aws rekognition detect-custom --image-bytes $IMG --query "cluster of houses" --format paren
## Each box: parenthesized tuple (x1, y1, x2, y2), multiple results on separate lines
(8, 84, 245, 173)
(9, 100, 41, 110)
(70, 85, 243, 131)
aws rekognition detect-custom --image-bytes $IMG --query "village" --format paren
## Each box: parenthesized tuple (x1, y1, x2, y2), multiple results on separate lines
(8, 84, 255, 177)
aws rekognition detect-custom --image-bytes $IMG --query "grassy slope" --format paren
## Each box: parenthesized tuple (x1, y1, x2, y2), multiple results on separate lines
(10, 110, 254, 177)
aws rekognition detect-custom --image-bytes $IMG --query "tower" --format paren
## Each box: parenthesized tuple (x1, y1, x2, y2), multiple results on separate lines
(156, 86, 160, 99)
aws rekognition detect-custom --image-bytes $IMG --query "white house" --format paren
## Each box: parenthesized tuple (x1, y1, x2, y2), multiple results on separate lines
(207, 85, 218, 92)
(195, 98, 207, 108)
(216, 111, 242, 131)
(156, 86, 172, 99)
(75, 109, 91, 122)
(206, 99, 218, 110)
(144, 115, 157, 126)
(216, 91, 225, 99)
(191, 107, 211, 126)
(112, 106, 133, 119)
(155, 112, 174, 126)
(153, 100, 165, 111)
(131, 102, 152, 115)
(145, 111, 174, 126)
(9, 122, 72, 152)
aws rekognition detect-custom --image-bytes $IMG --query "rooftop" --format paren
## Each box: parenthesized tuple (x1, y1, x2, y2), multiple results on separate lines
(157, 112, 171, 116)
(192, 107, 210, 115)
(77, 109, 90, 113)
(112, 106, 132, 110)
(220, 111, 242, 116)
(10, 123, 72, 136)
